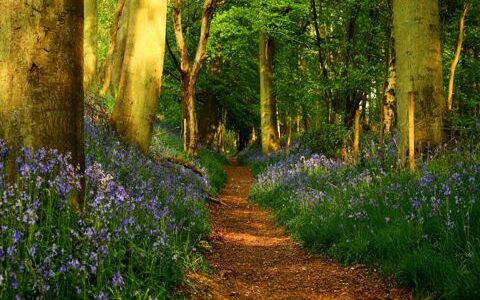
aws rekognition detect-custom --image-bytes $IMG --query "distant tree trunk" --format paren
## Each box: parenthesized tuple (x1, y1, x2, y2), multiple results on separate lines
(393, 0, 446, 165)
(383, 51, 396, 135)
(353, 108, 360, 165)
(251, 127, 257, 144)
(200, 58, 221, 148)
(260, 32, 280, 154)
(0, 1, 84, 207)
(361, 93, 367, 123)
(447, 0, 470, 112)
(286, 115, 293, 147)
(110, 0, 168, 153)
(84, 0, 98, 91)
(343, 4, 360, 128)
(173, 0, 217, 156)
(99, 0, 127, 96)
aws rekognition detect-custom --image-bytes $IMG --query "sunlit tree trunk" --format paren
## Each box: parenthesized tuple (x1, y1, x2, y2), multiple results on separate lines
(173, 0, 217, 156)
(84, 0, 97, 91)
(447, 0, 470, 112)
(0, 1, 84, 207)
(393, 0, 446, 165)
(110, 0, 168, 153)
(260, 32, 280, 154)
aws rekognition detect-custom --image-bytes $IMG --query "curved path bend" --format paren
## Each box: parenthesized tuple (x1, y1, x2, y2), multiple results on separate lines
(189, 158, 411, 300)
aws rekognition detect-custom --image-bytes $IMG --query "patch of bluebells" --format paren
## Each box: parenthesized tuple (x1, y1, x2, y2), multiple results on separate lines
(0, 119, 211, 299)
(245, 138, 480, 297)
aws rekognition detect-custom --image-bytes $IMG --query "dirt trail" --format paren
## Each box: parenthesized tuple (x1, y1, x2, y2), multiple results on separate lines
(189, 158, 411, 300)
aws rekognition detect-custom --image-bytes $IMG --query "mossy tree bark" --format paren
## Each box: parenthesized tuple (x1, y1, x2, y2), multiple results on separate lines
(0, 0, 84, 207)
(110, 0, 168, 153)
(173, 0, 217, 156)
(84, 0, 98, 91)
(259, 32, 280, 154)
(393, 0, 446, 165)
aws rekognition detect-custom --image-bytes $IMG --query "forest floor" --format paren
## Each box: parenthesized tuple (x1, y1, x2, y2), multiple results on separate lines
(186, 158, 412, 300)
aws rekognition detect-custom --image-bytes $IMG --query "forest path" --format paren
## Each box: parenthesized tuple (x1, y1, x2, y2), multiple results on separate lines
(188, 158, 411, 300)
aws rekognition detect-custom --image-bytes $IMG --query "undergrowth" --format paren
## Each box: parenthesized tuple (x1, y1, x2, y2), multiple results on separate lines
(0, 119, 226, 299)
(241, 137, 480, 299)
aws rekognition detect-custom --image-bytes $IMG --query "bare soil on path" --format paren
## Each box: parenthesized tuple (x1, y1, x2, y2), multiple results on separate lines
(188, 158, 412, 300)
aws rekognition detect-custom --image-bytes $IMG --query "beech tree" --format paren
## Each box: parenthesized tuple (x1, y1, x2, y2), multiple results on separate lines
(259, 32, 280, 154)
(0, 1, 84, 206)
(109, 0, 168, 153)
(393, 0, 446, 164)
(172, 0, 217, 156)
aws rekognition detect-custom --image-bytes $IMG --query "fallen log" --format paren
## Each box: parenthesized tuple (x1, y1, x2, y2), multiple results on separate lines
(150, 155, 206, 177)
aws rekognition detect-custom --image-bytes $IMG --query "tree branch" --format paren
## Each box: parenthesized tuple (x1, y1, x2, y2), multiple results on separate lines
(173, 0, 191, 74)
(166, 34, 181, 72)
(310, 0, 328, 78)
(191, 0, 217, 80)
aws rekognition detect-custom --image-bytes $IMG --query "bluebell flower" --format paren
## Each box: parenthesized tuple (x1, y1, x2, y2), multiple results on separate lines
(111, 271, 124, 289)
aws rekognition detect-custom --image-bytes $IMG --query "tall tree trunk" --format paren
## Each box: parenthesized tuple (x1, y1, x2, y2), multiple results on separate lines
(447, 0, 471, 112)
(259, 32, 280, 154)
(84, 0, 98, 91)
(199, 58, 221, 148)
(0, 0, 84, 207)
(110, 0, 168, 153)
(99, 0, 127, 96)
(393, 0, 446, 165)
(173, 0, 217, 156)
(182, 77, 199, 154)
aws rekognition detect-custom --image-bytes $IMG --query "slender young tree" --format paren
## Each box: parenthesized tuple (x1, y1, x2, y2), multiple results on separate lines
(393, 0, 446, 165)
(173, 0, 217, 156)
(447, 0, 471, 112)
(259, 32, 280, 154)
(84, 0, 98, 91)
(110, 0, 168, 153)
(0, 1, 84, 207)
